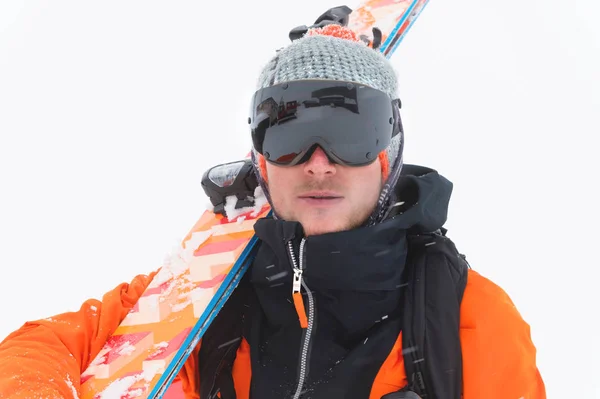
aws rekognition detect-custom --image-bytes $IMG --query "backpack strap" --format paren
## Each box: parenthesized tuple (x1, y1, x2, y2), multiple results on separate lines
(401, 229, 469, 398)
(198, 270, 256, 399)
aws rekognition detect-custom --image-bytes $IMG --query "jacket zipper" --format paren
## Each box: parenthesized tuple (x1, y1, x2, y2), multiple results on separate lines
(287, 238, 315, 399)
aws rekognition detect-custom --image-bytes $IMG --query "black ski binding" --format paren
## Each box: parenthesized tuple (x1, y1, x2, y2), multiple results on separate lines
(201, 158, 259, 216)
(360, 26, 383, 50)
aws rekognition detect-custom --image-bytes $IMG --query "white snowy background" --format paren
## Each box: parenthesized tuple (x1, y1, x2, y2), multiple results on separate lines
(0, 0, 598, 397)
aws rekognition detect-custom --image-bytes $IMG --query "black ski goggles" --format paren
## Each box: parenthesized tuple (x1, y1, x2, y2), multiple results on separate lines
(249, 80, 403, 167)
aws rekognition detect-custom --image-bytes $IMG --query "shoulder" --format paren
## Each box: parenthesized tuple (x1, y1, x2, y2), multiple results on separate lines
(460, 269, 526, 330)
(459, 270, 545, 398)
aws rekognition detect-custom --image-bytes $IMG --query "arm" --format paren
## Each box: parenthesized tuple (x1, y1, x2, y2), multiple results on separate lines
(0, 271, 157, 398)
(460, 270, 546, 399)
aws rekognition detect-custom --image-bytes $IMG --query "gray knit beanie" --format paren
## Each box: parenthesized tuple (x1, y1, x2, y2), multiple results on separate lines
(251, 26, 404, 225)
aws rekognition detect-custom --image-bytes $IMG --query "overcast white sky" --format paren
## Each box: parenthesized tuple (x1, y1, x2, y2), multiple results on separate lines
(1, 0, 599, 397)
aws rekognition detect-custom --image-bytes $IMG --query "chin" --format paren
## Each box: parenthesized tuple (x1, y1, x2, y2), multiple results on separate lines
(300, 217, 355, 236)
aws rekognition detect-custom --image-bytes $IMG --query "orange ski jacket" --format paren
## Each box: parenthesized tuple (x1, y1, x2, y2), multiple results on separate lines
(0, 268, 545, 399)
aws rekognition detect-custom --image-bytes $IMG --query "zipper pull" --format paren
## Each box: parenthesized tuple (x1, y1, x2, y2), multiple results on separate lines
(293, 268, 302, 294)
(292, 268, 308, 329)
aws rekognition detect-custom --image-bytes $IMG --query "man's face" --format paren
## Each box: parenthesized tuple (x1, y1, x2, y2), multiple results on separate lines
(265, 147, 383, 236)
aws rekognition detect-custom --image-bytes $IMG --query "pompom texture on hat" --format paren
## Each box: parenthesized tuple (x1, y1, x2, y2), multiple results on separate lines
(306, 24, 362, 42)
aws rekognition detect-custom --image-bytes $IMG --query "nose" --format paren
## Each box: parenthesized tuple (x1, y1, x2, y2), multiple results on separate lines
(303, 146, 336, 177)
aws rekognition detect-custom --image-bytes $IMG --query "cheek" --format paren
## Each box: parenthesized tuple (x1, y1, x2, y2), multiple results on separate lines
(264, 162, 276, 188)
(355, 164, 384, 199)
(264, 164, 287, 202)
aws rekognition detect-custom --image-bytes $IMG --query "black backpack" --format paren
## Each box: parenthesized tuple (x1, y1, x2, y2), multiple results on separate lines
(391, 228, 470, 399)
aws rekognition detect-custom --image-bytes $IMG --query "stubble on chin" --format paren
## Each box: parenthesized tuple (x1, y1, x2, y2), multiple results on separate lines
(296, 206, 374, 236)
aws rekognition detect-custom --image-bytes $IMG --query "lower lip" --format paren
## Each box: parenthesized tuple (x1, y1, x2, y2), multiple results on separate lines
(298, 197, 343, 206)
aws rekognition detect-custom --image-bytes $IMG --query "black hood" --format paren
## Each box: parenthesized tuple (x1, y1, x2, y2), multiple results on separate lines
(383, 163, 453, 232)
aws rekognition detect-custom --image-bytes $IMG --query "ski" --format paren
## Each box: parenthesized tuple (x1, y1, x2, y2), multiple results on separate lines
(383, 0, 431, 57)
(347, 0, 422, 56)
(80, 158, 269, 399)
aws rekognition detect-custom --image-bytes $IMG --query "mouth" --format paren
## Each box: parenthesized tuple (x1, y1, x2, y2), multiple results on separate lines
(299, 192, 342, 199)
(298, 192, 343, 204)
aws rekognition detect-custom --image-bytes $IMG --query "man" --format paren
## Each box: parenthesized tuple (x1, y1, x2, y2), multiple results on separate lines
(0, 25, 545, 398)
